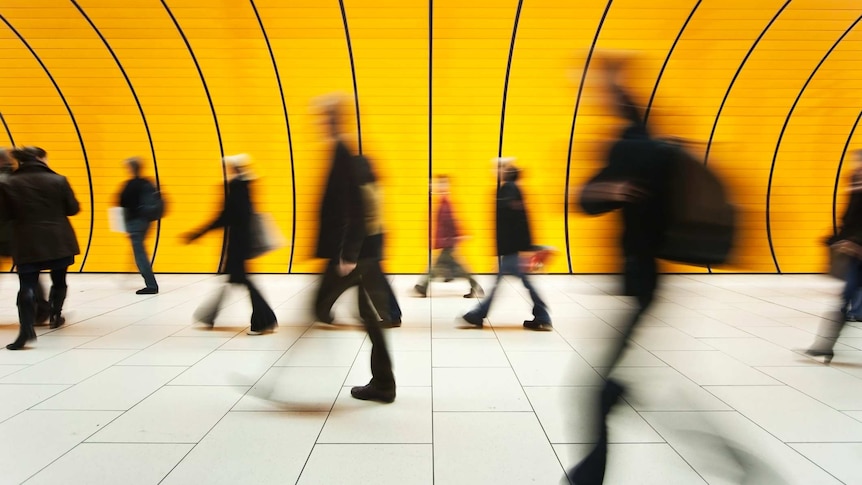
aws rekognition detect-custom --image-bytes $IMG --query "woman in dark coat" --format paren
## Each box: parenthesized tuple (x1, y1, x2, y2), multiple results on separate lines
(184, 154, 277, 335)
(1, 147, 80, 349)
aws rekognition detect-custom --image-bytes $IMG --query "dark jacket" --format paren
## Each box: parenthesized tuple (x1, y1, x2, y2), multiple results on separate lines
(0, 160, 80, 264)
(839, 170, 862, 244)
(203, 177, 253, 280)
(434, 195, 459, 250)
(315, 141, 383, 263)
(119, 177, 156, 222)
(496, 181, 532, 256)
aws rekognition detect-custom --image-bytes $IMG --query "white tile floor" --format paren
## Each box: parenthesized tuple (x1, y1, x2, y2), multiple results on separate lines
(0, 272, 859, 484)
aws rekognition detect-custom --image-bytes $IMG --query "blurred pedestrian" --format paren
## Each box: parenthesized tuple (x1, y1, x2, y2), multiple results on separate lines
(414, 174, 483, 299)
(460, 160, 551, 330)
(118, 156, 159, 294)
(1, 147, 80, 349)
(184, 154, 277, 335)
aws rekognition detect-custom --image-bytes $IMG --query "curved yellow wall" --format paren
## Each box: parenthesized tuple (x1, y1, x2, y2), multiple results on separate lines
(0, 0, 858, 274)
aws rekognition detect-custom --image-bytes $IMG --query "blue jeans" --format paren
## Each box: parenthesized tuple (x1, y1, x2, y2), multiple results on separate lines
(465, 253, 550, 322)
(126, 218, 157, 289)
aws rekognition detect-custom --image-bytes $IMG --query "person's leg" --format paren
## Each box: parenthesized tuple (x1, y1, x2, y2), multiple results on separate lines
(514, 256, 551, 326)
(48, 265, 69, 329)
(351, 259, 396, 402)
(7, 271, 40, 350)
(314, 259, 355, 323)
(463, 255, 509, 325)
(246, 277, 277, 334)
(444, 248, 483, 297)
(569, 256, 658, 484)
(128, 220, 158, 292)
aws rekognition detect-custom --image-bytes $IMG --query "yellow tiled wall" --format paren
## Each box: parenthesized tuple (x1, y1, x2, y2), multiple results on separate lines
(0, 0, 858, 274)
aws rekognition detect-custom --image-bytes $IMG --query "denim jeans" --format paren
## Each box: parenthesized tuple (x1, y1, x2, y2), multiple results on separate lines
(466, 253, 549, 322)
(126, 218, 157, 289)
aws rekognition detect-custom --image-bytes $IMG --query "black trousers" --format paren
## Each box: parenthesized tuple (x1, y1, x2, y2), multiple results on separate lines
(314, 258, 395, 390)
(569, 255, 657, 485)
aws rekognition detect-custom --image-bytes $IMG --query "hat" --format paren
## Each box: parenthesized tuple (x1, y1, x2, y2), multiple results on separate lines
(223, 153, 251, 168)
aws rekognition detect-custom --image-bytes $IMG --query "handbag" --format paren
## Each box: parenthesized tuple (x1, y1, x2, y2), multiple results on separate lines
(248, 212, 284, 259)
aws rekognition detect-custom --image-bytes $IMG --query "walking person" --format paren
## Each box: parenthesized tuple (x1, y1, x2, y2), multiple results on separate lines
(1, 147, 80, 349)
(184, 154, 277, 335)
(460, 160, 551, 330)
(414, 174, 483, 299)
(118, 157, 159, 294)
(803, 148, 862, 363)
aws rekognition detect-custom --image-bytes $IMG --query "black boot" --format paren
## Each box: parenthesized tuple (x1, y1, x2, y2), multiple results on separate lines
(49, 285, 67, 329)
(34, 284, 50, 325)
(7, 289, 37, 350)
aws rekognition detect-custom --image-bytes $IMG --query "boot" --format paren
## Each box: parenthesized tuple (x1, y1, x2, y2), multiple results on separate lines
(34, 284, 50, 325)
(7, 289, 37, 350)
(49, 285, 67, 329)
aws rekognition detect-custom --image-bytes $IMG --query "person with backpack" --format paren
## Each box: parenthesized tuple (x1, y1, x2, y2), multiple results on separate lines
(118, 157, 160, 294)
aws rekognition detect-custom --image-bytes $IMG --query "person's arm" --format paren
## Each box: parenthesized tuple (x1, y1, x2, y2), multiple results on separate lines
(62, 177, 80, 216)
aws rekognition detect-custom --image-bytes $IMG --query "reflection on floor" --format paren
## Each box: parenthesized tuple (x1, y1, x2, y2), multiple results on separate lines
(0, 273, 859, 484)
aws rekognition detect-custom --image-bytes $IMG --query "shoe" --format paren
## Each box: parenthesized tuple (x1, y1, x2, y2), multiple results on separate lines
(136, 287, 158, 295)
(247, 325, 277, 335)
(523, 319, 553, 331)
(316, 313, 335, 324)
(350, 384, 396, 403)
(413, 284, 427, 298)
(802, 348, 834, 364)
(463, 288, 485, 299)
(380, 318, 402, 329)
(459, 313, 483, 328)
(444, 277, 454, 282)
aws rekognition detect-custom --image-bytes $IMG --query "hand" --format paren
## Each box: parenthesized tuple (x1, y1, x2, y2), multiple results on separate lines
(338, 260, 357, 276)
(182, 231, 201, 244)
(584, 181, 646, 203)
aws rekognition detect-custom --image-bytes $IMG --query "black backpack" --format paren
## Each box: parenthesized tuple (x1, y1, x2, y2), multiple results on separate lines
(656, 140, 735, 265)
(139, 183, 165, 221)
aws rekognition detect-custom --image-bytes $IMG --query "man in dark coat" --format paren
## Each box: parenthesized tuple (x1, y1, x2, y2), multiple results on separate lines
(460, 161, 551, 330)
(118, 157, 159, 294)
(1, 147, 80, 349)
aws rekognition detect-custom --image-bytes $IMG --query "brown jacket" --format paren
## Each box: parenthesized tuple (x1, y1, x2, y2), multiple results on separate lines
(0, 161, 80, 264)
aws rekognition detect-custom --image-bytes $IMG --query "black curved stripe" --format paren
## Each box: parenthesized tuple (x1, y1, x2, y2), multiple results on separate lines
(250, 0, 297, 273)
(160, 0, 228, 273)
(704, 0, 790, 166)
(0, 111, 15, 146)
(833, 110, 862, 234)
(497, 0, 524, 162)
(0, 15, 96, 273)
(643, 0, 702, 125)
(338, 0, 362, 154)
(563, 0, 614, 274)
(71, 0, 163, 268)
(768, 14, 862, 274)
(428, 0, 433, 273)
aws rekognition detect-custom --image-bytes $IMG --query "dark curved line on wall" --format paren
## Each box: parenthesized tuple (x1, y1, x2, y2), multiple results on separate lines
(428, 0, 433, 273)
(0, 15, 96, 273)
(161, 0, 228, 273)
(0, 112, 15, 146)
(768, 14, 861, 274)
(834, 110, 862, 234)
(338, 0, 362, 154)
(704, 0, 790, 166)
(497, 0, 524, 163)
(250, 0, 297, 274)
(71, 0, 163, 268)
(643, 0, 702, 125)
(563, 0, 614, 274)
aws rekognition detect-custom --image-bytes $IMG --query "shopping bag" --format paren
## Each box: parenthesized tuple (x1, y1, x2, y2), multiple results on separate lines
(248, 212, 285, 259)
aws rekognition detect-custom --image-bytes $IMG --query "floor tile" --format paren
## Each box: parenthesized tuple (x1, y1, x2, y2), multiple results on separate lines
(433, 412, 565, 485)
(0, 410, 121, 484)
(78, 325, 186, 350)
(491, 326, 573, 352)
(698, 338, 812, 366)
(169, 350, 283, 386)
(213, 326, 306, 350)
(705, 386, 862, 442)
(347, 351, 431, 387)
(233, 367, 349, 412)
(25, 443, 192, 485)
(0, 349, 136, 385)
(0, 384, 69, 422)
(757, 366, 862, 410)
(431, 339, 509, 367)
(318, 387, 431, 444)
(160, 411, 326, 485)
(118, 336, 229, 366)
(433, 368, 531, 412)
(629, 326, 715, 351)
(35, 366, 186, 410)
(274, 337, 364, 367)
(297, 444, 433, 485)
(653, 350, 781, 386)
(88, 386, 245, 443)
(565, 338, 666, 367)
(790, 443, 862, 485)
(507, 351, 602, 387)
(611, 366, 732, 411)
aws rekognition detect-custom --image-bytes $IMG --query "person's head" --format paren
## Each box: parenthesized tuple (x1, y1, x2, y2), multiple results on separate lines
(502, 164, 520, 183)
(0, 148, 11, 171)
(433, 174, 450, 194)
(223, 153, 254, 180)
(853, 149, 862, 164)
(125, 157, 142, 177)
(312, 92, 349, 140)
(10, 146, 46, 166)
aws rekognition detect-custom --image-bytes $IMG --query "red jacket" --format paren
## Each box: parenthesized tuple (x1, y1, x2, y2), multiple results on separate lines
(434, 195, 459, 249)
